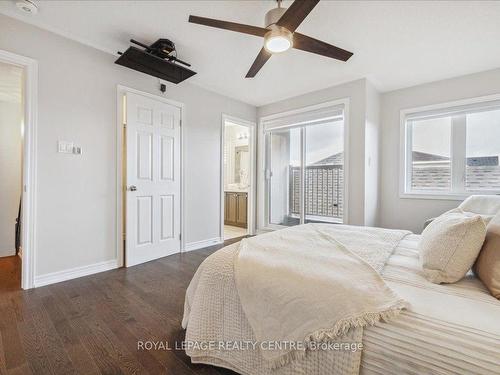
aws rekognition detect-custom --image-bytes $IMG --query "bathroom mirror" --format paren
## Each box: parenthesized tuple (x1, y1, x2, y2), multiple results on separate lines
(234, 145, 249, 185)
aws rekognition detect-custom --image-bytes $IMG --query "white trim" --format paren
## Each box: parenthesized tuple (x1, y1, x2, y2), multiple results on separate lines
(220, 114, 257, 240)
(0, 49, 38, 290)
(342, 100, 350, 225)
(116, 90, 125, 268)
(399, 193, 472, 201)
(399, 93, 500, 200)
(117, 85, 185, 109)
(34, 259, 119, 287)
(262, 108, 344, 131)
(184, 237, 223, 252)
(300, 128, 306, 224)
(451, 115, 466, 193)
(257, 98, 350, 231)
(116, 85, 185, 264)
(259, 100, 346, 122)
(402, 93, 500, 120)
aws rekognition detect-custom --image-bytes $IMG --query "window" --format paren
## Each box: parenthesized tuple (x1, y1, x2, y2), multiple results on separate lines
(402, 98, 500, 198)
(263, 102, 346, 227)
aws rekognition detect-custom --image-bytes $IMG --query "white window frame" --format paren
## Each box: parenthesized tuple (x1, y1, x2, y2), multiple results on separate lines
(400, 93, 500, 200)
(258, 98, 350, 231)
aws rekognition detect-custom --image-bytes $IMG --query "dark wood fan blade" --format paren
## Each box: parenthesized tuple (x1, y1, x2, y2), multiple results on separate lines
(189, 15, 268, 38)
(246, 48, 272, 78)
(293, 33, 353, 61)
(276, 0, 320, 32)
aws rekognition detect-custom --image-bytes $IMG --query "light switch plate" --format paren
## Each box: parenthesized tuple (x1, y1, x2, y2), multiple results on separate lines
(58, 140, 73, 154)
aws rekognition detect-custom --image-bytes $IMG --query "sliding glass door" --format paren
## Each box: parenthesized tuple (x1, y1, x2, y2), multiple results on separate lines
(267, 127, 302, 226)
(304, 121, 344, 223)
(264, 106, 345, 228)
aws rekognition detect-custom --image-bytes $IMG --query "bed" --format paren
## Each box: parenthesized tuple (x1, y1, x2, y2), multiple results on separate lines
(182, 230, 500, 375)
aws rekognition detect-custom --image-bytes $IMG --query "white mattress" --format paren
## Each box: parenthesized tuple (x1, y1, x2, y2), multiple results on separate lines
(184, 234, 500, 375)
(362, 234, 500, 375)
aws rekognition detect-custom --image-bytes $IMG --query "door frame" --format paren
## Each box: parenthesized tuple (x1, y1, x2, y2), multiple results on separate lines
(116, 85, 185, 266)
(0, 49, 38, 289)
(257, 98, 350, 231)
(220, 114, 257, 239)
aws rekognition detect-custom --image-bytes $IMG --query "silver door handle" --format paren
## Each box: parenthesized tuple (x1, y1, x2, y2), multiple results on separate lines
(128, 185, 137, 191)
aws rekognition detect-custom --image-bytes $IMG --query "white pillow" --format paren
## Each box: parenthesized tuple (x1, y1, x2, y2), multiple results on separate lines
(444, 207, 493, 226)
(458, 195, 500, 216)
(419, 209, 487, 284)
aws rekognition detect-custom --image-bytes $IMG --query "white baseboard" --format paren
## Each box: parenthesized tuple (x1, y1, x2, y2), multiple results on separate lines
(34, 259, 119, 287)
(183, 237, 223, 252)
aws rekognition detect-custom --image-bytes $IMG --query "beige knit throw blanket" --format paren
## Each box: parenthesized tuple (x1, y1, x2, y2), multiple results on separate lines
(234, 223, 410, 368)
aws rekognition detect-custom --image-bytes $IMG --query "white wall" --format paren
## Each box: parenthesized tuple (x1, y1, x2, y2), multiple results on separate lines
(0, 101, 22, 256)
(379, 68, 500, 233)
(0, 14, 256, 278)
(364, 81, 381, 227)
(257, 78, 381, 226)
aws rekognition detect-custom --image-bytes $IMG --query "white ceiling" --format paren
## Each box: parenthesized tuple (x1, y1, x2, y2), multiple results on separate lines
(1, 1, 500, 106)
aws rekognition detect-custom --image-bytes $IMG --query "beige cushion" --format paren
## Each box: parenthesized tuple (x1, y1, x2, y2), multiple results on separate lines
(474, 213, 500, 299)
(445, 207, 493, 226)
(419, 209, 487, 284)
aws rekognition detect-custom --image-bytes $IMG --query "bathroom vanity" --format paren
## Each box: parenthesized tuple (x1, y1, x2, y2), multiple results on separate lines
(224, 191, 248, 228)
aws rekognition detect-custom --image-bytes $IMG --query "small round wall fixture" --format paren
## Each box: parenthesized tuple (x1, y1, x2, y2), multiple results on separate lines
(16, 0, 38, 15)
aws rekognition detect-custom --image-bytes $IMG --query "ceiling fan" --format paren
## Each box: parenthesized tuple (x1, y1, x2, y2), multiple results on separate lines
(189, 0, 353, 78)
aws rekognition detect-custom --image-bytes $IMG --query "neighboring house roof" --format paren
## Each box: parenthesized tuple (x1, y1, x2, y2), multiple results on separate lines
(411, 152, 500, 190)
(312, 152, 344, 166)
(467, 156, 499, 166)
(309, 151, 500, 191)
(312, 151, 498, 168)
(412, 151, 449, 162)
(412, 151, 499, 167)
(290, 151, 500, 221)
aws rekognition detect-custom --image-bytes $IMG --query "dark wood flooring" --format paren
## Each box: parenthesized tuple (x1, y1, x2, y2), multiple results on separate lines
(0, 256, 21, 292)
(0, 238, 246, 375)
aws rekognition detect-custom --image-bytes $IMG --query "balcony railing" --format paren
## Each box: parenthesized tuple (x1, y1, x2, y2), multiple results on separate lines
(289, 165, 343, 221)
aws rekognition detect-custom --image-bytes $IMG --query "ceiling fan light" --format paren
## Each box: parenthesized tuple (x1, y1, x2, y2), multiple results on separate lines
(264, 28, 293, 54)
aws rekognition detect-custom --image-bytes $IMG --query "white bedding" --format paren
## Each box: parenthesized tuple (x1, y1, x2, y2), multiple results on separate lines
(182, 233, 500, 375)
(364, 235, 500, 375)
(235, 224, 408, 368)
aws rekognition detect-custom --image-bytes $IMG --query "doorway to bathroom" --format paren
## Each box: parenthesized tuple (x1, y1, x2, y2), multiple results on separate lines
(221, 115, 256, 241)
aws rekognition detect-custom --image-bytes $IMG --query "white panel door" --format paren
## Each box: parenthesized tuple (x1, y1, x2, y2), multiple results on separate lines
(125, 92, 181, 267)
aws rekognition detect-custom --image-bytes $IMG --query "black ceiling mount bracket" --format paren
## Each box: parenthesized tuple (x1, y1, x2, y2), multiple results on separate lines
(115, 38, 196, 84)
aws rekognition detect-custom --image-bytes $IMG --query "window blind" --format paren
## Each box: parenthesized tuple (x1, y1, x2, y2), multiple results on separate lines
(262, 105, 344, 131)
(405, 99, 500, 122)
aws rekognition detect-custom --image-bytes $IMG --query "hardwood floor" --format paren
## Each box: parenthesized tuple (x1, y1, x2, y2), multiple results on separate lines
(0, 256, 21, 292)
(0, 238, 247, 375)
(223, 225, 247, 240)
